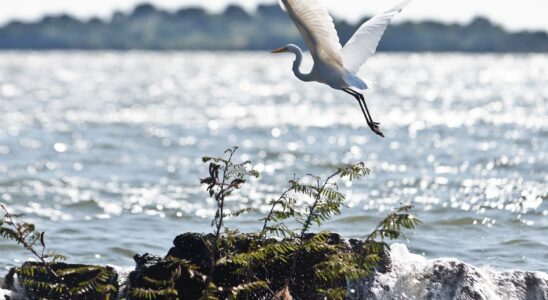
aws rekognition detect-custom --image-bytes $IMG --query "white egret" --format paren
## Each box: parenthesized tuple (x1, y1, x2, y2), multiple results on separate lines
(272, 0, 412, 137)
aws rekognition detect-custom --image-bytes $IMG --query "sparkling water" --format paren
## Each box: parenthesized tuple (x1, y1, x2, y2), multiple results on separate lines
(0, 52, 546, 274)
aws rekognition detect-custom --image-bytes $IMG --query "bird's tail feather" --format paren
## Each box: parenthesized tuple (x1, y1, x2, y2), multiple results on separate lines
(363, 79, 377, 89)
(344, 73, 374, 90)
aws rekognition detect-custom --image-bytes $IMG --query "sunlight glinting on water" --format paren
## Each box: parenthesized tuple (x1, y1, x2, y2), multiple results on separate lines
(0, 52, 546, 271)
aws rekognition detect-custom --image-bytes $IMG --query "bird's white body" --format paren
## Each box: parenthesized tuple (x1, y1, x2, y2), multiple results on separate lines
(282, 43, 369, 90)
(310, 56, 364, 88)
(314, 61, 367, 90)
(273, 0, 411, 136)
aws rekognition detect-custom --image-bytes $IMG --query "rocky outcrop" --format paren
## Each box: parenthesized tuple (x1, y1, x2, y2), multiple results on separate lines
(2, 263, 118, 300)
(126, 232, 387, 300)
(2, 236, 548, 300)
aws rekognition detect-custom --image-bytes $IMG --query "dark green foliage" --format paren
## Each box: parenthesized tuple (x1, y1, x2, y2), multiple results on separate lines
(0, 4, 547, 52)
(128, 256, 201, 300)
(14, 263, 119, 300)
(365, 205, 421, 244)
(1, 204, 120, 299)
(267, 163, 375, 299)
(164, 232, 381, 300)
(0, 204, 65, 279)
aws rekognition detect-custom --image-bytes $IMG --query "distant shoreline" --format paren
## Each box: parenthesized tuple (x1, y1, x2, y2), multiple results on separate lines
(1, 3, 547, 52)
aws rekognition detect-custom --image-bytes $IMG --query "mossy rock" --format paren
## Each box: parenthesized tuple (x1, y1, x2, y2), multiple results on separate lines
(127, 232, 390, 300)
(5, 263, 118, 300)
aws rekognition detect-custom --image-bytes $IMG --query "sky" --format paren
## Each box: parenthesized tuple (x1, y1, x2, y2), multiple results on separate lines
(2, 0, 548, 31)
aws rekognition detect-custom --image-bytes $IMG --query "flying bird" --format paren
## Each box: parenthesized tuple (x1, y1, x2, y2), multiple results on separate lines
(272, 0, 412, 137)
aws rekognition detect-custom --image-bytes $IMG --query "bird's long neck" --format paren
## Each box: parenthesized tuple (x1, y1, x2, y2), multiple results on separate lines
(289, 46, 312, 82)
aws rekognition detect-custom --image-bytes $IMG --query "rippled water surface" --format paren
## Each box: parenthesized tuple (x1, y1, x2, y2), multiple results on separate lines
(0, 52, 546, 273)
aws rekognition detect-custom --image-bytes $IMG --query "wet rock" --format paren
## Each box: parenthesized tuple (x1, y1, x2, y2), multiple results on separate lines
(495, 271, 548, 300)
(361, 243, 548, 300)
(424, 261, 485, 299)
(6, 236, 546, 300)
(125, 253, 179, 300)
(4, 263, 118, 300)
(126, 232, 390, 300)
(2, 269, 15, 291)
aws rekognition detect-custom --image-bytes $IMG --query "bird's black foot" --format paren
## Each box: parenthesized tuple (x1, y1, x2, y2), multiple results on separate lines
(368, 122, 384, 137)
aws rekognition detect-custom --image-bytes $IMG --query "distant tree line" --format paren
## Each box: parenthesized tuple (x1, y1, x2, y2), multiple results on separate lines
(1, 3, 547, 52)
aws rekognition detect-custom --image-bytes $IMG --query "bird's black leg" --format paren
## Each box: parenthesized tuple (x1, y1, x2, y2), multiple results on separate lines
(343, 88, 384, 137)
(357, 93, 379, 126)
(343, 88, 371, 123)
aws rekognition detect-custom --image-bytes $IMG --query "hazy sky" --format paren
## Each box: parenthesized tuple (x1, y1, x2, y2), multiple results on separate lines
(2, 0, 548, 31)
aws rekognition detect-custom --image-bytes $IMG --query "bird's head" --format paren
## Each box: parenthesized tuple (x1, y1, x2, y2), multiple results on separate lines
(270, 44, 299, 54)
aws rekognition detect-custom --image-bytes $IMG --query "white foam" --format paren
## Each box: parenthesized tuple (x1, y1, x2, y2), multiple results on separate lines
(356, 244, 548, 300)
(0, 273, 25, 300)
(110, 265, 134, 298)
(0, 289, 13, 299)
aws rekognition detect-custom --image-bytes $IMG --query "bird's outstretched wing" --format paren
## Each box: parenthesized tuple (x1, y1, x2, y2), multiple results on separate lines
(280, 0, 343, 66)
(342, 0, 411, 74)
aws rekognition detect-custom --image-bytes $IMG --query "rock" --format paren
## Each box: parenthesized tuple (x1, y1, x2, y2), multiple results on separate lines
(2, 269, 15, 291)
(4, 263, 118, 300)
(6, 236, 546, 299)
(125, 232, 389, 300)
(168, 233, 214, 269)
(125, 253, 182, 300)
(360, 243, 548, 300)
(495, 271, 548, 300)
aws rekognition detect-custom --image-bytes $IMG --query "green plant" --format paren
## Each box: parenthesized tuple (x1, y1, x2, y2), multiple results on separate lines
(199, 146, 261, 299)
(16, 263, 119, 299)
(0, 204, 66, 278)
(198, 148, 420, 300)
(130, 256, 201, 300)
(270, 163, 372, 299)
(1, 204, 119, 299)
(224, 163, 375, 299)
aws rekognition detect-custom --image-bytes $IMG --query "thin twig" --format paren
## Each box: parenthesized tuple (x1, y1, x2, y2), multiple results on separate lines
(0, 204, 60, 279)
(204, 147, 238, 298)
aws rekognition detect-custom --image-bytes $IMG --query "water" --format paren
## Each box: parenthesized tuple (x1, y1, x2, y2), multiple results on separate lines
(0, 52, 546, 276)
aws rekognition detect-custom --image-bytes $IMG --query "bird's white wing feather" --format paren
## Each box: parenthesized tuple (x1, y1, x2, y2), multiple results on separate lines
(342, 0, 411, 74)
(278, 0, 287, 11)
(280, 0, 343, 66)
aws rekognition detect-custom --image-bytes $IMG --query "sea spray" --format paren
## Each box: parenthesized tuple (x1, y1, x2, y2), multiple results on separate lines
(350, 244, 548, 300)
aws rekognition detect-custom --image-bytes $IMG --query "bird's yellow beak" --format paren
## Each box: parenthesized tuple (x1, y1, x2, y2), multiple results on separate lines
(270, 47, 287, 54)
